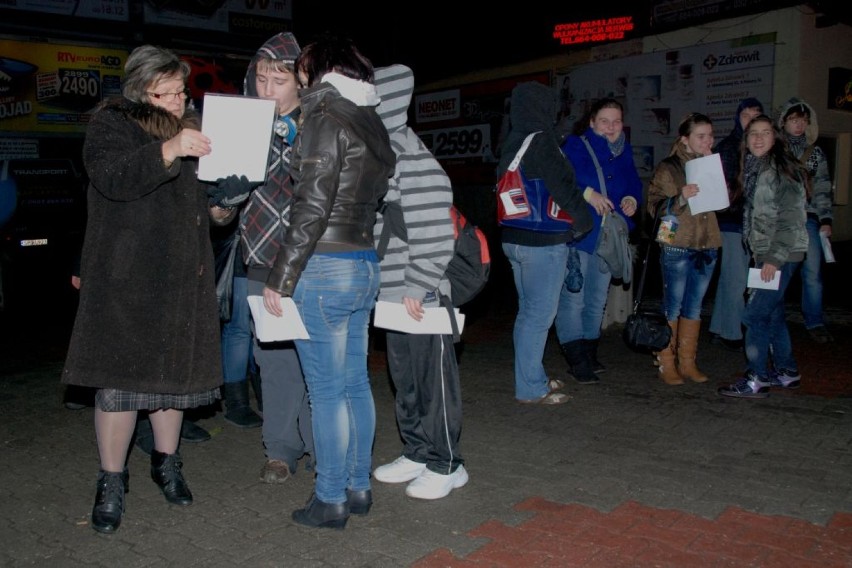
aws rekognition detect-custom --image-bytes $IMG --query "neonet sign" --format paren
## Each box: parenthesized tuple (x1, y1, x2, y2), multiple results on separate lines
(553, 16, 635, 46)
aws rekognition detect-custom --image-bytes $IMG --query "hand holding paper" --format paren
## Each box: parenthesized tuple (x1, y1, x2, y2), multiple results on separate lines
(247, 295, 309, 342)
(684, 153, 729, 214)
(747, 267, 780, 290)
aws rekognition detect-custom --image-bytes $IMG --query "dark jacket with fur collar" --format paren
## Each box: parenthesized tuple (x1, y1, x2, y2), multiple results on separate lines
(62, 98, 223, 395)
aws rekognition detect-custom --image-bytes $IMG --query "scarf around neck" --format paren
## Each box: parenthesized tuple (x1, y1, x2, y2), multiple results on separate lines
(607, 132, 626, 157)
(322, 72, 380, 107)
(786, 133, 807, 159)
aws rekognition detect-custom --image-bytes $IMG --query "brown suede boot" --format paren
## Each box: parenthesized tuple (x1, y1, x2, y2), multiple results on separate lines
(677, 318, 708, 383)
(656, 320, 683, 385)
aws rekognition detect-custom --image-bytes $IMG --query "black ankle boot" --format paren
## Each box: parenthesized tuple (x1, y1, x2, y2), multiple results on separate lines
(222, 381, 262, 429)
(150, 450, 193, 506)
(584, 338, 606, 373)
(91, 469, 128, 534)
(292, 493, 348, 529)
(560, 340, 600, 384)
(248, 368, 263, 413)
(346, 489, 372, 515)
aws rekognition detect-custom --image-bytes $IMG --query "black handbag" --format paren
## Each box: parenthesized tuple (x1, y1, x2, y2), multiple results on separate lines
(623, 205, 672, 353)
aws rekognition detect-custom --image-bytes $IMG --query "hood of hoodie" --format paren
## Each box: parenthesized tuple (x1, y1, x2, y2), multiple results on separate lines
(730, 97, 764, 139)
(776, 96, 819, 144)
(497, 81, 558, 172)
(243, 32, 301, 98)
(374, 64, 413, 132)
(509, 82, 557, 136)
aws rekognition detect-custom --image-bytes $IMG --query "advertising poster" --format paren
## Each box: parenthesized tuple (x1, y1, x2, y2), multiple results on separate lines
(1, 0, 129, 21)
(556, 36, 775, 178)
(143, 0, 291, 35)
(0, 40, 127, 134)
(414, 73, 550, 186)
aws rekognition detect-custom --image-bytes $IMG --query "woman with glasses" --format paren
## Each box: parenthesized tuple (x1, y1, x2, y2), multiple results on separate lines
(62, 45, 241, 534)
(646, 113, 722, 385)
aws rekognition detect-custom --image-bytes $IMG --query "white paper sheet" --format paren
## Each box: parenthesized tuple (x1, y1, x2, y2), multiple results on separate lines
(373, 301, 465, 335)
(820, 232, 836, 263)
(247, 295, 309, 342)
(198, 94, 276, 182)
(684, 153, 729, 214)
(747, 268, 780, 290)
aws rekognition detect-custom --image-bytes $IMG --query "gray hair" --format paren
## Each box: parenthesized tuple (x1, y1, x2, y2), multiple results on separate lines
(123, 45, 190, 104)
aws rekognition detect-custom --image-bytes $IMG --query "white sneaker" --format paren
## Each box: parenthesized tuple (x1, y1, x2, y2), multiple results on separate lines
(405, 465, 469, 500)
(373, 456, 427, 484)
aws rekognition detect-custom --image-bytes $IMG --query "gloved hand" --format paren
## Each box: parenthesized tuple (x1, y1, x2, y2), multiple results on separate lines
(206, 175, 259, 208)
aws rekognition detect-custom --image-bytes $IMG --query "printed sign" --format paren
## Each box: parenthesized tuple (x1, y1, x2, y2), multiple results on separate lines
(0, 40, 127, 134)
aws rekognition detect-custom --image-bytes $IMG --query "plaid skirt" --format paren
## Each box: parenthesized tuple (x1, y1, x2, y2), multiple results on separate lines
(95, 387, 220, 412)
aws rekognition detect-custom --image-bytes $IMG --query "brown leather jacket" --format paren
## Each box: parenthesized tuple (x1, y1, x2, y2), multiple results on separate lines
(267, 81, 395, 296)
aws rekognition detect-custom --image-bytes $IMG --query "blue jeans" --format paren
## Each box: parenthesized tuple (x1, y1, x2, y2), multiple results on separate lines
(709, 231, 750, 340)
(800, 217, 825, 329)
(221, 275, 256, 383)
(555, 248, 611, 343)
(743, 261, 800, 378)
(291, 253, 380, 504)
(660, 245, 718, 321)
(502, 242, 568, 401)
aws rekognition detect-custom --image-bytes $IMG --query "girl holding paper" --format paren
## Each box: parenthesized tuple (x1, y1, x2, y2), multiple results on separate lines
(718, 115, 808, 399)
(647, 113, 721, 385)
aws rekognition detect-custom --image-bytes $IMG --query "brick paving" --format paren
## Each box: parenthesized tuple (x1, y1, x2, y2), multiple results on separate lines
(1, 273, 851, 566)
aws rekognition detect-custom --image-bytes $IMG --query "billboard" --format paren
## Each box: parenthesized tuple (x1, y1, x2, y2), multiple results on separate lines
(0, 40, 127, 134)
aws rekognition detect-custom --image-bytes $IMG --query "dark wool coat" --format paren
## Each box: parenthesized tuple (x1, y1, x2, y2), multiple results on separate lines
(62, 98, 223, 394)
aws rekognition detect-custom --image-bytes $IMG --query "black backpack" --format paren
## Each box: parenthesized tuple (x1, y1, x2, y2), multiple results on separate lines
(376, 200, 491, 339)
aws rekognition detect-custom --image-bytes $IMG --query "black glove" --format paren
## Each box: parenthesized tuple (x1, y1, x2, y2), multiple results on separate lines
(207, 175, 259, 208)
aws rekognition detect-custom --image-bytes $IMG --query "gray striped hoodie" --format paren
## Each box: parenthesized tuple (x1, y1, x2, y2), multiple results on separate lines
(373, 64, 455, 303)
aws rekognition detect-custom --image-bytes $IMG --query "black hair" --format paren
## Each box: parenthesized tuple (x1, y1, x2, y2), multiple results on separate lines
(296, 35, 374, 87)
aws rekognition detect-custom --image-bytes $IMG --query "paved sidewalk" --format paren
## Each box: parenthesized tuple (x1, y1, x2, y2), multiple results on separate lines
(1, 294, 851, 566)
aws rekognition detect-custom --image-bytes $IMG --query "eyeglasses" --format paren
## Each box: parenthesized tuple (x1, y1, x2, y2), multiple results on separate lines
(147, 89, 189, 101)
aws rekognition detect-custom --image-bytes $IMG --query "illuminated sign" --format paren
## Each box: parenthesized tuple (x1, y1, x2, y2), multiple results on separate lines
(553, 16, 635, 46)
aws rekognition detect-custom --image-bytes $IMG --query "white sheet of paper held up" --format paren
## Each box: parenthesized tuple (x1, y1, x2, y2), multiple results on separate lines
(247, 295, 309, 342)
(685, 153, 729, 215)
(198, 94, 276, 183)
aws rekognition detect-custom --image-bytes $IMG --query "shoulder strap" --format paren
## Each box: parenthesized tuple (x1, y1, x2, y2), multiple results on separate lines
(633, 205, 662, 314)
(507, 132, 540, 172)
(580, 135, 607, 198)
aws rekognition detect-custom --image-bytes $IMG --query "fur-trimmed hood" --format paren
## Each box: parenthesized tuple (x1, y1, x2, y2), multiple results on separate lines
(98, 97, 201, 140)
(776, 97, 819, 144)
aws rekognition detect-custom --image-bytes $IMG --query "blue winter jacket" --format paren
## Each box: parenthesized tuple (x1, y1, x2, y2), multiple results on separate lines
(561, 128, 643, 254)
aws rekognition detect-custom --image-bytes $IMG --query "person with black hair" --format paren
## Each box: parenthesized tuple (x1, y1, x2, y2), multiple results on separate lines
(261, 36, 395, 529)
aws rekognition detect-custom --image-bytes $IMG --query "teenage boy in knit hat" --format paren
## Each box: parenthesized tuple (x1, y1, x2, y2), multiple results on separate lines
(371, 64, 468, 500)
(777, 97, 834, 344)
(239, 32, 314, 482)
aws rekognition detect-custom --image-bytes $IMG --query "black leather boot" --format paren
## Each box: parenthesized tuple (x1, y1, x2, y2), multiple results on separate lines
(223, 381, 262, 429)
(346, 488, 372, 515)
(584, 338, 606, 374)
(248, 368, 263, 414)
(151, 450, 193, 506)
(292, 493, 349, 529)
(560, 340, 599, 384)
(91, 469, 128, 534)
